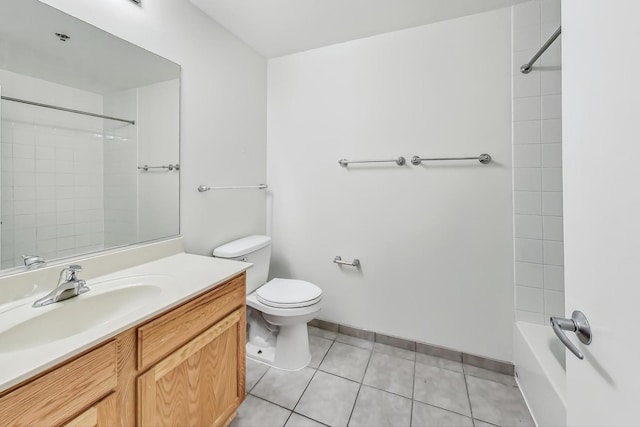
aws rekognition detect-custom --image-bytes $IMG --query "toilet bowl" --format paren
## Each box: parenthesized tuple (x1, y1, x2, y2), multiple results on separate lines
(213, 235, 322, 370)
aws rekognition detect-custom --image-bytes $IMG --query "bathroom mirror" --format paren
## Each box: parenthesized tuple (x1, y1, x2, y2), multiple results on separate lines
(0, 0, 181, 272)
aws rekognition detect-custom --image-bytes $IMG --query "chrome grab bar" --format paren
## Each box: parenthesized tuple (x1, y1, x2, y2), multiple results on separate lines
(197, 184, 268, 192)
(411, 154, 492, 165)
(521, 26, 561, 74)
(550, 311, 592, 360)
(339, 157, 406, 167)
(334, 256, 360, 267)
(138, 164, 180, 171)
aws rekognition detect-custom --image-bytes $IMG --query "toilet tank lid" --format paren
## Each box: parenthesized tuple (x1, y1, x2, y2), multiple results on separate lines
(213, 235, 272, 258)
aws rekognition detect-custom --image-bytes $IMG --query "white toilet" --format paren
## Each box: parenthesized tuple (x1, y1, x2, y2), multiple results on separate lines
(213, 235, 322, 371)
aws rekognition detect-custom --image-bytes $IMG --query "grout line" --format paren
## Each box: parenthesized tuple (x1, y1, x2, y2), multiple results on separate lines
(345, 343, 375, 426)
(463, 372, 475, 424)
(409, 352, 416, 426)
(284, 338, 336, 426)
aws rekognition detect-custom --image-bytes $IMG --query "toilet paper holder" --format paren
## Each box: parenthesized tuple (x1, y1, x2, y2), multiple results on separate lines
(334, 256, 360, 267)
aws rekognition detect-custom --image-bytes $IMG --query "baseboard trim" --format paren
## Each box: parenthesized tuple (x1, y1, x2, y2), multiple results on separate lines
(309, 319, 514, 376)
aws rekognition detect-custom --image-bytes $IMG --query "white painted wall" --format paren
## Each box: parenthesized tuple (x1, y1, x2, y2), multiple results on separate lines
(137, 79, 180, 242)
(40, 0, 267, 256)
(268, 9, 514, 361)
(512, 0, 565, 325)
(0, 70, 105, 267)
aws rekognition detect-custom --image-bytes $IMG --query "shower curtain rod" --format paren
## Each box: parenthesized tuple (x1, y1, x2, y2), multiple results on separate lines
(0, 96, 136, 125)
(521, 26, 561, 74)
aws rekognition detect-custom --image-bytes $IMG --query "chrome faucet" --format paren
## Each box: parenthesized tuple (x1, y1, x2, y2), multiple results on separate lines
(22, 254, 46, 270)
(32, 265, 90, 308)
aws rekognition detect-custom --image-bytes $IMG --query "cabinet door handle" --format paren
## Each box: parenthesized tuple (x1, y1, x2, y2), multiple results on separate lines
(550, 310, 592, 360)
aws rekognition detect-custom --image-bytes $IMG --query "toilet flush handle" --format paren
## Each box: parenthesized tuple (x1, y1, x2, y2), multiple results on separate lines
(240, 257, 249, 262)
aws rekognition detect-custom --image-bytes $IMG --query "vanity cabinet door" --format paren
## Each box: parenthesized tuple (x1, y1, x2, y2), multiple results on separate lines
(137, 307, 246, 427)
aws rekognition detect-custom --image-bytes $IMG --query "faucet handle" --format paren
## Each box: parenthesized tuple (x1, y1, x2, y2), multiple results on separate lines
(68, 264, 83, 272)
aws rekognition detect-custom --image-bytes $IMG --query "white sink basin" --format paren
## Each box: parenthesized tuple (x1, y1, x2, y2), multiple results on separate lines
(0, 281, 163, 352)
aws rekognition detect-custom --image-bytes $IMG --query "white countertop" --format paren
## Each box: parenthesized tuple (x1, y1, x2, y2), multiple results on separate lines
(0, 252, 250, 393)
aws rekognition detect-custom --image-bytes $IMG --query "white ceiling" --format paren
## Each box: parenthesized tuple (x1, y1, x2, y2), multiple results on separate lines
(189, 0, 530, 58)
(0, 0, 179, 94)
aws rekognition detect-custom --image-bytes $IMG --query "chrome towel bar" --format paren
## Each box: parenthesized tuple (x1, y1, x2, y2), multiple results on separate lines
(197, 184, 268, 192)
(411, 154, 491, 165)
(339, 157, 406, 167)
(334, 256, 360, 267)
(138, 164, 180, 171)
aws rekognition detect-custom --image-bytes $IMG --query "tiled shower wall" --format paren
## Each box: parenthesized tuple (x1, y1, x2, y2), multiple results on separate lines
(512, 0, 564, 324)
(0, 70, 105, 269)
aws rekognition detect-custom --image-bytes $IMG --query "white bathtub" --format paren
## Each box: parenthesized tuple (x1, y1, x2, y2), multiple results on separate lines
(515, 322, 567, 427)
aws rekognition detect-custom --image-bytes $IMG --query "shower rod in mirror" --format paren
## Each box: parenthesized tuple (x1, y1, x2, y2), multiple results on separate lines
(0, 96, 136, 125)
(197, 184, 268, 192)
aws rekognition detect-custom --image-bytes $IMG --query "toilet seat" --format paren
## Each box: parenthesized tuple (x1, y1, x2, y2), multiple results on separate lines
(256, 278, 322, 308)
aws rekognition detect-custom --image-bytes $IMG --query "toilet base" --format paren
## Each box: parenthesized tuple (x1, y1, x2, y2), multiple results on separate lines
(246, 320, 313, 371)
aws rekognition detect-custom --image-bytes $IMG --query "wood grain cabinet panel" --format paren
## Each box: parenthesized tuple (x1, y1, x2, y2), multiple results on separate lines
(137, 273, 245, 371)
(0, 340, 117, 426)
(137, 307, 246, 427)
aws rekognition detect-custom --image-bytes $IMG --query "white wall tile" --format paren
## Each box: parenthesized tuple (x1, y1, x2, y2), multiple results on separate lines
(514, 25, 541, 51)
(543, 215, 564, 241)
(542, 191, 563, 216)
(544, 265, 565, 291)
(517, 310, 545, 325)
(543, 240, 564, 266)
(514, 1, 541, 28)
(516, 285, 544, 312)
(515, 214, 543, 239)
(515, 238, 543, 263)
(13, 144, 35, 159)
(541, 0, 561, 28)
(542, 167, 563, 191)
(514, 73, 541, 98)
(514, 144, 541, 167)
(542, 143, 562, 167)
(541, 94, 562, 119)
(514, 191, 542, 215)
(514, 120, 541, 144)
(544, 290, 565, 317)
(514, 168, 542, 191)
(516, 262, 544, 288)
(541, 70, 562, 95)
(514, 97, 541, 121)
(542, 119, 562, 143)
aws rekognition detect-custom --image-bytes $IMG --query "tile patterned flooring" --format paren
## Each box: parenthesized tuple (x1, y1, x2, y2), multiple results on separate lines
(231, 326, 534, 427)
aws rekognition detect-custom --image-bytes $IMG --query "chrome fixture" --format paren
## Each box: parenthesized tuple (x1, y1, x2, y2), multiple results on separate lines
(338, 157, 406, 167)
(138, 164, 180, 172)
(130, 0, 141, 4)
(0, 96, 135, 125)
(521, 26, 561, 74)
(550, 311, 592, 360)
(333, 256, 360, 267)
(22, 255, 46, 270)
(32, 265, 89, 308)
(197, 184, 268, 192)
(411, 154, 492, 165)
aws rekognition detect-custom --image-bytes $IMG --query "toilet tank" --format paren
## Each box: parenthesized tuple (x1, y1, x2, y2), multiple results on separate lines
(213, 235, 272, 294)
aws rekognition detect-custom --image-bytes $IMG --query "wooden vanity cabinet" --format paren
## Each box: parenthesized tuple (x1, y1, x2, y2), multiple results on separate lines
(0, 272, 246, 427)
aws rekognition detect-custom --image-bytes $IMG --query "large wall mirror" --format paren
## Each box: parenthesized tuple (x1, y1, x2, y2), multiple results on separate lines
(0, 1, 180, 272)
